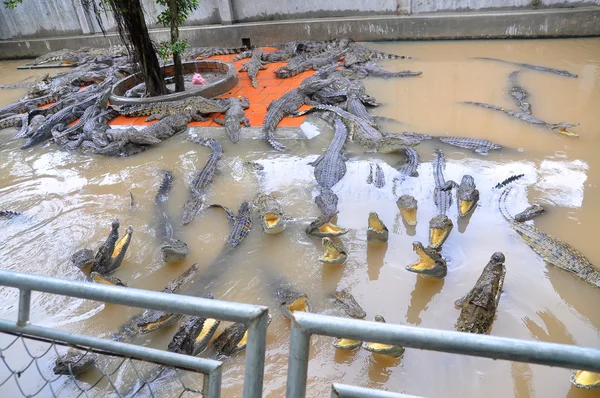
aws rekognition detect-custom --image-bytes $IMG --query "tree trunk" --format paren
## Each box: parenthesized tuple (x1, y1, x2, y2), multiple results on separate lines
(114, 0, 167, 96)
(169, 0, 185, 92)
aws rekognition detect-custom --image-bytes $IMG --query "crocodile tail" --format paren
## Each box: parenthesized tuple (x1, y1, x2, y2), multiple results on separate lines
(493, 174, 525, 190)
(250, 74, 258, 89)
(497, 187, 513, 222)
(155, 170, 174, 204)
(266, 130, 287, 151)
(0, 210, 21, 219)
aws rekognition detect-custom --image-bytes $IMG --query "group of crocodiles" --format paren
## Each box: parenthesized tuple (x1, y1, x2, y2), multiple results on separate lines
(1, 40, 597, 390)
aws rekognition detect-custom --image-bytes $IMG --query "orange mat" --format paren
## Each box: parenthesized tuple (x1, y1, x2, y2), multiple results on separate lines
(110, 50, 316, 128)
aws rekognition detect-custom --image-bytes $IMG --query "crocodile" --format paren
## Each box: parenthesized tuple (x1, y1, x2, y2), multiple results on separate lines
(367, 212, 389, 244)
(23, 89, 106, 148)
(90, 272, 128, 287)
(30, 49, 81, 66)
(472, 57, 578, 78)
(0, 93, 58, 119)
(310, 118, 348, 189)
(367, 163, 385, 188)
(0, 210, 22, 219)
(113, 96, 230, 122)
(213, 96, 250, 144)
(348, 61, 422, 79)
(315, 187, 339, 222)
(333, 288, 366, 318)
(571, 370, 600, 390)
(393, 148, 420, 188)
(154, 170, 189, 263)
(67, 108, 119, 151)
(319, 237, 348, 265)
(508, 70, 532, 114)
(0, 114, 29, 138)
(254, 193, 287, 234)
(344, 42, 408, 67)
(499, 187, 599, 289)
(309, 104, 420, 152)
(53, 349, 98, 376)
(397, 195, 418, 226)
(463, 101, 579, 137)
(306, 212, 348, 238)
(81, 126, 160, 157)
(405, 241, 447, 279)
(457, 175, 479, 218)
(429, 149, 456, 249)
(51, 89, 111, 143)
(240, 49, 268, 88)
(274, 283, 312, 319)
(168, 293, 220, 356)
(455, 252, 506, 334)
(344, 84, 377, 124)
(20, 115, 46, 140)
(362, 315, 406, 358)
(209, 201, 253, 247)
(514, 204, 546, 222)
(275, 49, 346, 78)
(438, 136, 502, 155)
(263, 74, 337, 151)
(183, 46, 249, 61)
(212, 315, 273, 357)
(182, 138, 223, 225)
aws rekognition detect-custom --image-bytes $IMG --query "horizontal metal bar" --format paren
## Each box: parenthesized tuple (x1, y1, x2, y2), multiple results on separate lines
(0, 270, 266, 323)
(0, 320, 222, 374)
(331, 383, 424, 398)
(292, 312, 600, 373)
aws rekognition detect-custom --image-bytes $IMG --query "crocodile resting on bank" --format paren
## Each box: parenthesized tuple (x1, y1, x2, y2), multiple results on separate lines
(113, 96, 230, 122)
(499, 187, 600, 289)
(455, 252, 506, 334)
(213, 96, 250, 144)
(71, 219, 133, 276)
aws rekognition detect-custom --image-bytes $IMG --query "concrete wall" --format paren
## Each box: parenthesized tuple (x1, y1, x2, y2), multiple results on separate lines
(1, 0, 596, 40)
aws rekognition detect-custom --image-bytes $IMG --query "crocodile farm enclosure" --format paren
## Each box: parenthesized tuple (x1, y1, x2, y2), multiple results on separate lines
(1, 38, 600, 397)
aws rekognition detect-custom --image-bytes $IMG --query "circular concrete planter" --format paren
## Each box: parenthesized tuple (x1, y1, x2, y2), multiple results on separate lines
(109, 60, 238, 106)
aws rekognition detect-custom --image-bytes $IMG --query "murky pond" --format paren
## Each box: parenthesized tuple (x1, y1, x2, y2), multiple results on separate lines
(1, 38, 600, 397)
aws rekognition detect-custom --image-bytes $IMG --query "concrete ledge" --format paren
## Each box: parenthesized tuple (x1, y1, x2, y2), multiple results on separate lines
(1, 7, 599, 59)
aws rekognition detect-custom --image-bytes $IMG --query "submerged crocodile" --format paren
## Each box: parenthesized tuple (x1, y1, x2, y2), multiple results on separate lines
(362, 316, 405, 358)
(405, 241, 447, 279)
(213, 96, 250, 144)
(499, 187, 600, 289)
(397, 195, 418, 226)
(240, 49, 267, 88)
(319, 237, 348, 265)
(254, 193, 287, 234)
(263, 74, 336, 151)
(438, 136, 502, 155)
(182, 138, 223, 225)
(472, 57, 578, 78)
(463, 101, 579, 137)
(154, 170, 189, 263)
(457, 175, 479, 218)
(113, 96, 229, 122)
(209, 201, 253, 247)
(71, 219, 133, 276)
(514, 204, 546, 222)
(508, 70, 532, 114)
(367, 163, 385, 188)
(333, 289, 366, 318)
(367, 212, 389, 244)
(455, 252, 506, 334)
(430, 149, 456, 249)
(310, 118, 348, 189)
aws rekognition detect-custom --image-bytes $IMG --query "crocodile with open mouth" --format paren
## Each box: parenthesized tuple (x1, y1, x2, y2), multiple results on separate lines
(405, 241, 447, 279)
(367, 212, 389, 243)
(571, 370, 600, 390)
(455, 252, 506, 334)
(306, 212, 349, 238)
(332, 289, 366, 350)
(71, 219, 133, 276)
(362, 315, 406, 358)
(429, 149, 456, 249)
(154, 170, 189, 263)
(212, 314, 273, 357)
(254, 193, 287, 234)
(89, 272, 128, 287)
(457, 175, 479, 218)
(319, 237, 348, 265)
(397, 195, 418, 226)
(463, 101, 579, 137)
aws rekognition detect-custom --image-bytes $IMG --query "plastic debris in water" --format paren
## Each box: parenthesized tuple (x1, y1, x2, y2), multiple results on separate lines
(192, 73, 206, 86)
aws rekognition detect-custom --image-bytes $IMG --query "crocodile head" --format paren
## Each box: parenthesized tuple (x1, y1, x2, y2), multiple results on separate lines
(276, 285, 311, 319)
(237, 95, 250, 110)
(71, 249, 95, 270)
(161, 238, 190, 263)
(136, 310, 183, 334)
(367, 212, 389, 243)
(90, 272, 128, 287)
(98, 225, 133, 275)
(213, 314, 272, 357)
(53, 349, 98, 376)
(514, 204, 546, 222)
(550, 122, 579, 137)
(458, 176, 480, 218)
(405, 241, 447, 279)
(333, 288, 366, 318)
(362, 315, 406, 358)
(397, 195, 418, 226)
(319, 237, 348, 265)
(261, 211, 286, 235)
(306, 213, 348, 238)
(429, 214, 453, 249)
(168, 293, 220, 356)
(571, 370, 600, 390)
(333, 336, 362, 350)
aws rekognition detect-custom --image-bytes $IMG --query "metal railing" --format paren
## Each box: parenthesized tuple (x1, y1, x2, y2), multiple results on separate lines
(286, 312, 600, 398)
(331, 384, 424, 398)
(0, 270, 269, 398)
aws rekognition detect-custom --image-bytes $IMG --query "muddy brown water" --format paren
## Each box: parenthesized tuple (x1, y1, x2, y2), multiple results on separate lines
(1, 38, 600, 397)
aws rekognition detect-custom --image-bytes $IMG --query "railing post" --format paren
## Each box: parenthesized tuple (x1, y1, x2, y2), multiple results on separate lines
(285, 316, 311, 398)
(204, 363, 223, 398)
(243, 309, 269, 398)
(17, 289, 31, 326)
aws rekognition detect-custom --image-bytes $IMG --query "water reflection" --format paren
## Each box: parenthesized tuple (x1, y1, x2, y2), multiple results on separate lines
(367, 242, 387, 281)
(406, 276, 445, 326)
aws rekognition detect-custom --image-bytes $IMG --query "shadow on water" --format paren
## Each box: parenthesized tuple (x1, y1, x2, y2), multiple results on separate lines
(367, 242, 388, 281)
(406, 276, 445, 326)
(457, 207, 476, 233)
